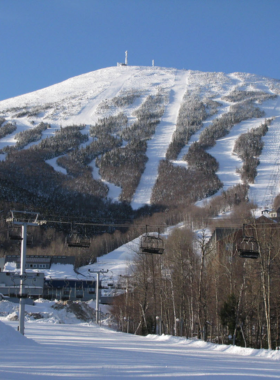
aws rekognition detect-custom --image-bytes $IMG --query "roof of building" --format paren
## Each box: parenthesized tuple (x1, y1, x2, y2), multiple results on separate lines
(5, 255, 75, 265)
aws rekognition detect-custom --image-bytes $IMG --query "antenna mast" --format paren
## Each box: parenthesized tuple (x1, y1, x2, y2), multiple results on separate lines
(125, 51, 128, 65)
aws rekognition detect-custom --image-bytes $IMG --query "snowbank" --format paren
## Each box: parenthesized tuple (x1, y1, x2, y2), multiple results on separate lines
(146, 334, 280, 361)
(0, 320, 37, 346)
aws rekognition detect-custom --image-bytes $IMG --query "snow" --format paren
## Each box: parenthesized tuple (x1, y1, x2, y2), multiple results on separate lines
(4, 262, 80, 280)
(3, 65, 280, 373)
(3, 237, 140, 288)
(88, 158, 122, 202)
(0, 318, 279, 379)
(79, 236, 140, 284)
(2, 67, 280, 377)
(209, 117, 267, 191)
(3, 234, 141, 303)
(45, 156, 68, 175)
(4, 262, 17, 272)
(0, 320, 37, 346)
(248, 97, 280, 207)
(42, 263, 79, 279)
(131, 70, 189, 209)
(1, 66, 280, 211)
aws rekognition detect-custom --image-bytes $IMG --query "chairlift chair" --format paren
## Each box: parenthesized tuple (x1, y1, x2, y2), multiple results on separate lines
(8, 227, 22, 241)
(237, 225, 259, 259)
(67, 229, 90, 248)
(140, 226, 164, 255)
(8, 227, 34, 246)
(26, 235, 34, 247)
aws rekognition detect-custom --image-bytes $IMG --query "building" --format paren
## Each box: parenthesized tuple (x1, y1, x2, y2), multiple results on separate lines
(206, 227, 241, 264)
(4, 255, 75, 270)
(0, 254, 98, 302)
(207, 215, 277, 262)
(43, 278, 96, 301)
(0, 271, 44, 298)
(266, 207, 280, 219)
(0, 272, 97, 301)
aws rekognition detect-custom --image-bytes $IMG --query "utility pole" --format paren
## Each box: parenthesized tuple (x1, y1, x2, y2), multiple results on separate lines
(6, 211, 46, 335)
(88, 269, 108, 324)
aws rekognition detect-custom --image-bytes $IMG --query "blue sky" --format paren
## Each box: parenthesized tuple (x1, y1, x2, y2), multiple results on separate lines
(1, 0, 280, 101)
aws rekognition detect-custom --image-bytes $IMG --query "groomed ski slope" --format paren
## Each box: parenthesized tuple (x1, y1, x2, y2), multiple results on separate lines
(1, 66, 280, 209)
(0, 320, 279, 379)
(131, 70, 189, 209)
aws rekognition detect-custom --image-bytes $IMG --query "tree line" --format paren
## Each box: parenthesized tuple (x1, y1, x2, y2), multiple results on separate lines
(112, 206, 280, 350)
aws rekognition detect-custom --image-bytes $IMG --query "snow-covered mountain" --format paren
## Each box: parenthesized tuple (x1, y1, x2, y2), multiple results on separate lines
(1, 65, 280, 213)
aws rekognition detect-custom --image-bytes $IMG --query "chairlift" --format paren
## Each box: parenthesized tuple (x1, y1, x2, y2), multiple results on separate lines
(67, 225, 90, 248)
(140, 226, 164, 254)
(8, 227, 34, 246)
(26, 235, 34, 247)
(8, 227, 22, 241)
(237, 225, 259, 259)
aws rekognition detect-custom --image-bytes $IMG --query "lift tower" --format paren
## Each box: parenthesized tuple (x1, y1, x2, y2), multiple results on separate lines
(6, 211, 46, 335)
(88, 269, 108, 324)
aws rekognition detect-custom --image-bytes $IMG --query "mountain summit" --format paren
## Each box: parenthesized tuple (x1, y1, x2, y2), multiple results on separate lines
(0, 66, 280, 215)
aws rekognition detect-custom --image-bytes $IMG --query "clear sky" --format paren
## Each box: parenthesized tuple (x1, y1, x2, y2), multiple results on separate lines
(1, 0, 280, 101)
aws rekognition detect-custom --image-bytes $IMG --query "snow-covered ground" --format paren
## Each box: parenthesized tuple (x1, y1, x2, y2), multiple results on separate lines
(131, 70, 189, 209)
(4, 236, 140, 293)
(248, 97, 280, 207)
(79, 236, 139, 278)
(0, 318, 279, 379)
(1, 66, 280, 210)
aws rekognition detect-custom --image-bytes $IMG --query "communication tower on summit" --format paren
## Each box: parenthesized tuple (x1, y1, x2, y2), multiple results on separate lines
(117, 51, 128, 67)
(125, 50, 128, 65)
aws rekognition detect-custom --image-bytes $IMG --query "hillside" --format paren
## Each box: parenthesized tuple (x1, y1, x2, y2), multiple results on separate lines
(0, 65, 280, 218)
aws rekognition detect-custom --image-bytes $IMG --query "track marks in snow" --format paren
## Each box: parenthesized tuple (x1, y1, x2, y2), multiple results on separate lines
(0, 321, 279, 379)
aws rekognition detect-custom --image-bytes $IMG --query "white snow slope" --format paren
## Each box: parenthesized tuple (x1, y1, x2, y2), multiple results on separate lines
(0, 318, 280, 379)
(3, 237, 140, 293)
(1, 66, 280, 208)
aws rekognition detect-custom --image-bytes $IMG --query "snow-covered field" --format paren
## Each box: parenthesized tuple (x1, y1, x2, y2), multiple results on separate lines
(0, 317, 279, 379)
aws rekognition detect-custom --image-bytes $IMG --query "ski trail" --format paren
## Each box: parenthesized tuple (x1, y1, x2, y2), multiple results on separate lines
(71, 69, 137, 125)
(70, 70, 138, 199)
(88, 158, 122, 201)
(172, 98, 231, 169)
(205, 73, 247, 192)
(131, 70, 189, 210)
(172, 72, 241, 169)
(202, 75, 280, 206)
(249, 96, 280, 208)
(209, 74, 280, 208)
